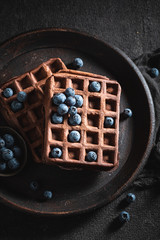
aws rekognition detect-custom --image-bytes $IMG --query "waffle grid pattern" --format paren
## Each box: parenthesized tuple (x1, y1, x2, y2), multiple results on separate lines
(0, 58, 67, 163)
(44, 73, 121, 170)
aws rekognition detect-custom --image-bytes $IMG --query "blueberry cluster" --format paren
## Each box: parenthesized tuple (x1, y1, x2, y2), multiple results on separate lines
(3, 87, 27, 113)
(0, 134, 21, 172)
(52, 87, 83, 126)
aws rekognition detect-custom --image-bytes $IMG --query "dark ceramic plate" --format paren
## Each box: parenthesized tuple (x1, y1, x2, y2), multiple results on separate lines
(0, 28, 155, 216)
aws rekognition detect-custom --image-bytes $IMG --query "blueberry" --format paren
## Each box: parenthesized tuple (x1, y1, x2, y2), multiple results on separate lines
(2, 149, 14, 161)
(75, 95, 83, 107)
(0, 162, 6, 171)
(105, 117, 114, 127)
(17, 91, 27, 102)
(69, 131, 81, 142)
(51, 148, 62, 158)
(66, 96, 76, 106)
(65, 88, 75, 97)
(3, 134, 14, 148)
(12, 146, 22, 158)
(126, 193, 136, 203)
(119, 211, 130, 223)
(73, 58, 83, 68)
(57, 104, 68, 115)
(52, 93, 66, 105)
(0, 138, 5, 148)
(51, 113, 63, 124)
(11, 100, 23, 112)
(68, 106, 77, 116)
(0, 147, 7, 156)
(43, 190, 53, 200)
(30, 181, 39, 191)
(3, 88, 13, 98)
(123, 108, 132, 118)
(68, 113, 81, 126)
(86, 151, 97, 162)
(150, 68, 159, 78)
(89, 81, 101, 92)
(7, 158, 20, 170)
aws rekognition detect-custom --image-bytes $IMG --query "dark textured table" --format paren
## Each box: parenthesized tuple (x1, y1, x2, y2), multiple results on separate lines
(0, 0, 160, 239)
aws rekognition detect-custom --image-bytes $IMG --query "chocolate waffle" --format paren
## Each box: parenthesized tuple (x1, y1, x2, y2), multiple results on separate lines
(0, 58, 67, 163)
(43, 72, 121, 171)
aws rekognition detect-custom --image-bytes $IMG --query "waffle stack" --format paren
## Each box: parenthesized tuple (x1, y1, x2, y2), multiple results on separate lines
(43, 72, 121, 170)
(0, 58, 121, 171)
(0, 58, 67, 163)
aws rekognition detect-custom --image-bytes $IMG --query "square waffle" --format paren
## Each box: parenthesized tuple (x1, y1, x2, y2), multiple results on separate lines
(0, 58, 67, 163)
(43, 72, 121, 171)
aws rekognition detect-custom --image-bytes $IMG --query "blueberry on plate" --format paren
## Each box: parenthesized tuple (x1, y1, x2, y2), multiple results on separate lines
(72, 58, 83, 68)
(11, 100, 23, 112)
(30, 181, 39, 191)
(0, 138, 5, 148)
(119, 211, 130, 223)
(104, 117, 114, 127)
(66, 96, 76, 106)
(7, 158, 20, 170)
(51, 113, 63, 124)
(17, 91, 27, 102)
(68, 113, 81, 126)
(57, 104, 68, 115)
(75, 95, 83, 107)
(65, 87, 75, 97)
(52, 93, 66, 105)
(0, 162, 6, 171)
(150, 68, 159, 78)
(43, 190, 53, 200)
(3, 88, 13, 98)
(123, 108, 132, 118)
(12, 146, 22, 158)
(68, 106, 77, 116)
(3, 134, 14, 148)
(51, 148, 62, 158)
(2, 149, 14, 161)
(126, 193, 136, 203)
(89, 81, 101, 92)
(69, 131, 81, 142)
(86, 151, 97, 162)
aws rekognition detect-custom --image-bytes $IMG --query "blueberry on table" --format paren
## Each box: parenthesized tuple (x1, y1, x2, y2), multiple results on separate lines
(75, 95, 83, 107)
(69, 131, 81, 142)
(86, 151, 97, 162)
(3, 134, 14, 148)
(119, 211, 130, 223)
(105, 117, 114, 127)
(126, 193, 136, 203)
(0, 138, 5, 148)
(43, 190, 53, 200)
(68, 113, 81, 126)
(123, 108, 132, 118)
(2, 149, 14, 161)
(17, 91, 27, 102)
(66, 96, 76, 106)
(57, 104, 68, 115)
(12, 146, 22, 158)
(51, 148, 62, 158)
(65, 87, 75, 97)
(150, 68, 159, 78)
(52, 93, 66, 105)
(89, 81, 101, 92)
(51, 113, 63, 124)
(72, 58, 83, 68)
(11, 100, 23, 112)
(68, 106, 77, 116)
(0, 162, 6, 171)
(3, 88, 13, 98)
(30, 181, 39, 191)
(7, 158, 20, 170)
